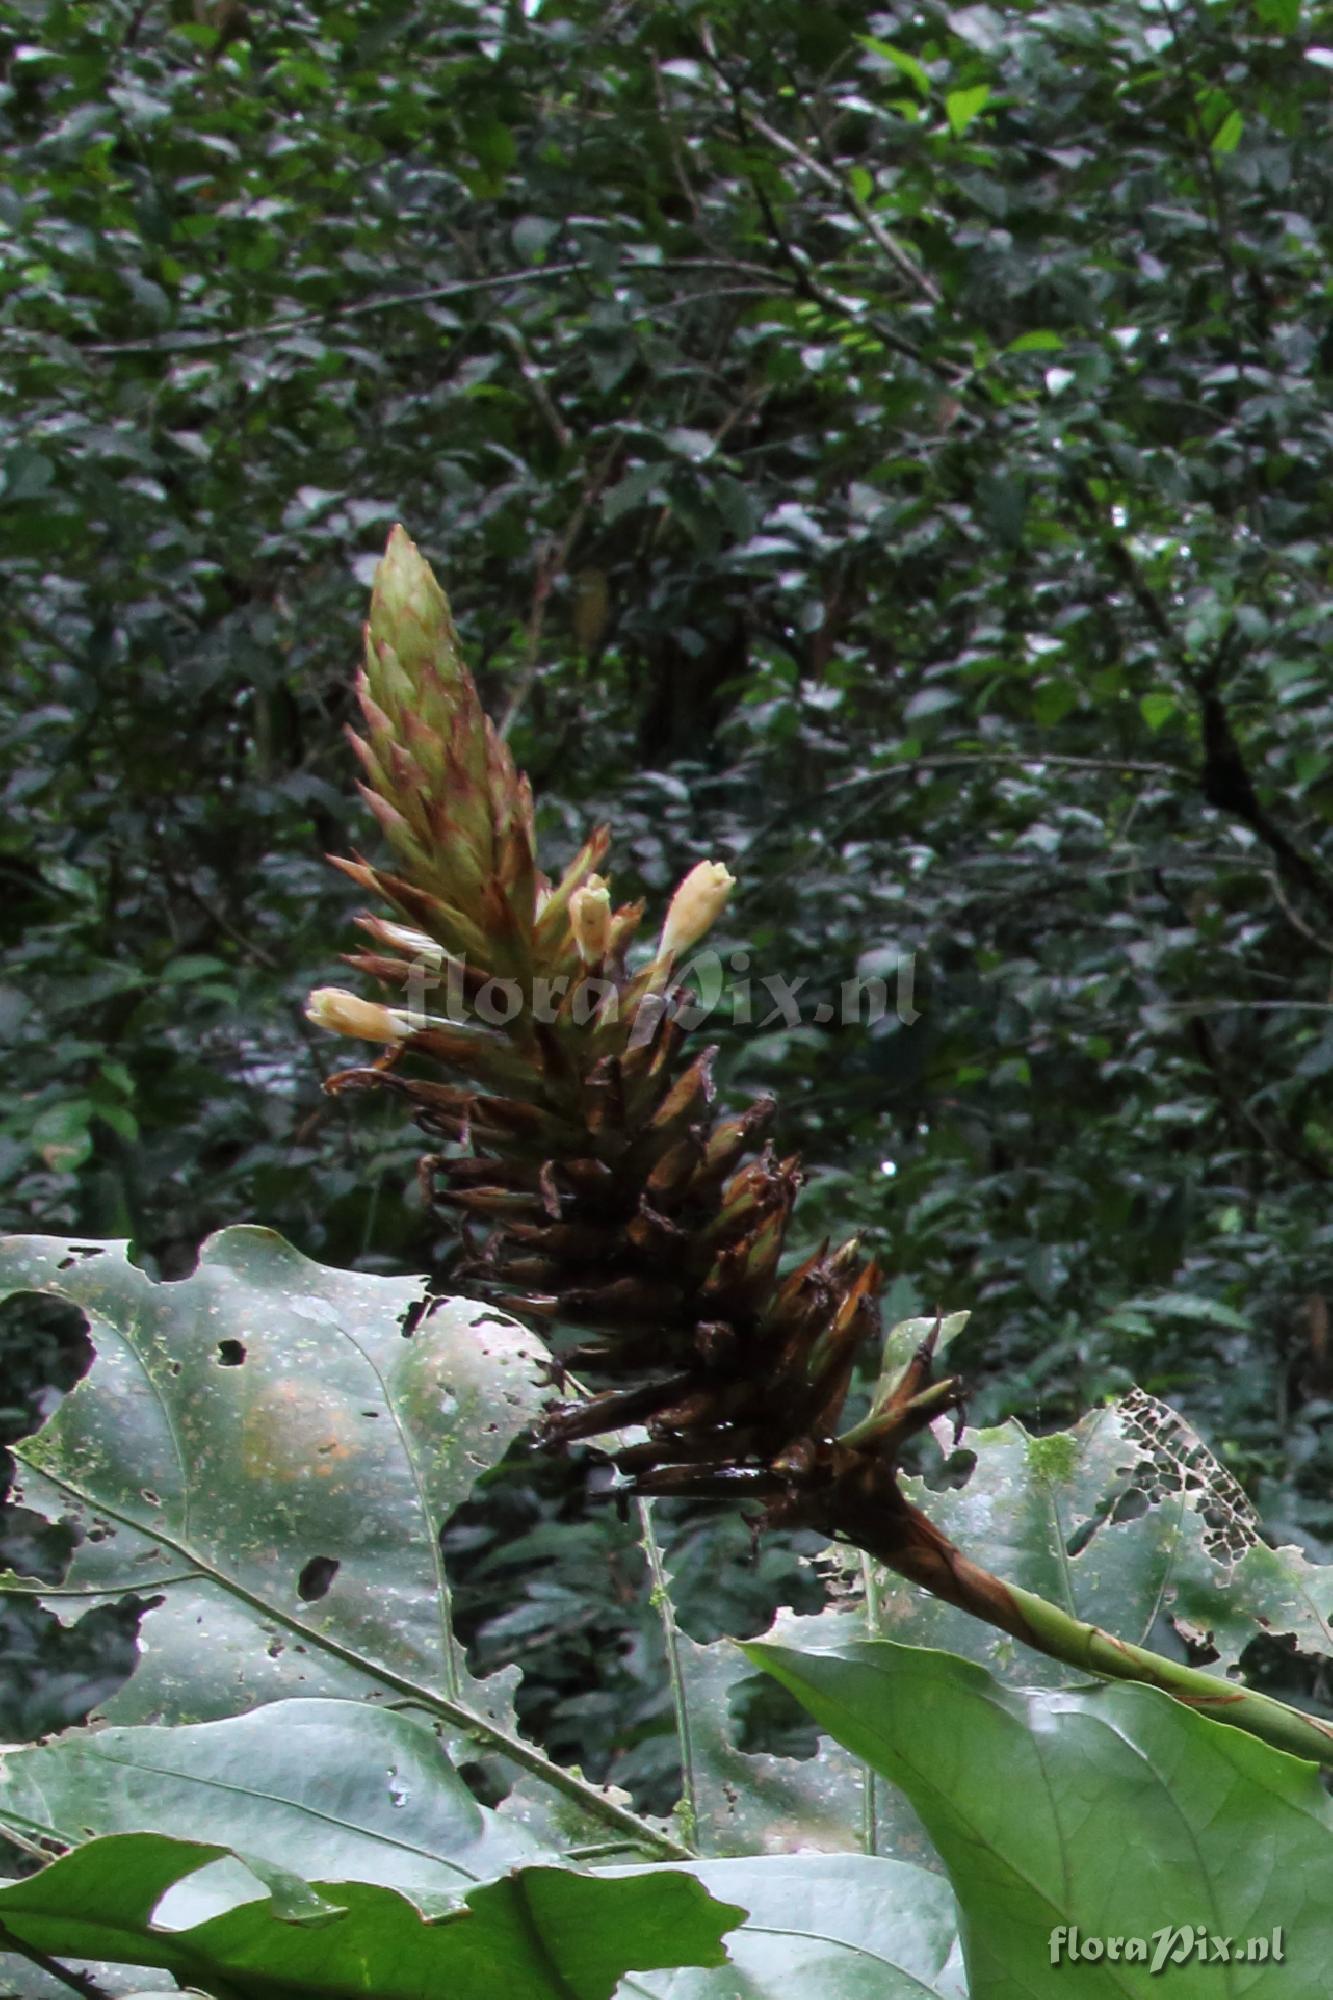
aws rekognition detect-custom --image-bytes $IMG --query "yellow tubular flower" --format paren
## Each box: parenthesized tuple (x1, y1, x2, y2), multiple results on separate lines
(570, 875, 613, 964)
(304, 987, 411, 1045)
(658, 860, 736, 960)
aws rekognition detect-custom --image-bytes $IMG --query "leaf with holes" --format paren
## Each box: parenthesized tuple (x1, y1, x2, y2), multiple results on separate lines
(1172, 1533, 1333, 1670)
(0, 1232, 665, 1850)
(0, 1698, 543, 1915)
(863, 1402, 1333, 1686)
(672, 1609, 938, 1869)
(659, 1396, 1331, 1879)
(0, 1694, 966, 1996)
(641, 1316, 969, 1867)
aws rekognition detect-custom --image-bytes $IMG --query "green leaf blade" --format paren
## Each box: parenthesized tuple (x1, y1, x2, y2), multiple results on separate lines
(745, 1640, 1332, 1997)
(0, 1834, 747, 2000)
(0, 1230, 549, 1729)
(0, 1698, 542, 1915)
(946, 85, 990, 136)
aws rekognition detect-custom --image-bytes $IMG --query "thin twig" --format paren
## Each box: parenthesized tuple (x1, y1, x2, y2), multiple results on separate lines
(0, 1924, 119, 2000)
(644, 380, 770, 555)
(696, 22, 941, 305)
(1065, 471, 1189, 664)
(1186, 1013, 1332, 1184)
(493, 321, 572, 452)
(635, 1498, 699, 1849)
(743, 102, 942, 303)
(740, 751, 1188, 855)
(834, 751, 1189, 785)
(175, 878, 282, 973)
(498, 429, 631, 740)
(1268, 869, 1333, 958)
(1, 265, 591, 357)
(1067, 472, 1333, 919)
(0, 257, 801, 360)
(1170, 999, 1333, 1015)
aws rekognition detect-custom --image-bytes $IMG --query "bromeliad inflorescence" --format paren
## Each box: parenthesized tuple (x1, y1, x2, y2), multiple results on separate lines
(305, 526, 964, 1553)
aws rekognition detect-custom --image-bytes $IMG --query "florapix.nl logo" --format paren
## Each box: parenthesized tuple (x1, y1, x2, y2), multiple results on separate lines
(392, 945, 922, 1044)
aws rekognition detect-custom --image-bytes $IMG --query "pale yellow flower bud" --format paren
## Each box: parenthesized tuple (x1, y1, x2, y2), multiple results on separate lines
(305, 987, 411, 1045)
(570, 875, 613, 964)
(658, 860, 736, 960)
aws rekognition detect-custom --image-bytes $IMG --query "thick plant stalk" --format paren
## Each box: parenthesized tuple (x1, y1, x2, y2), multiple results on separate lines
(308, 527, 1333, 1774)
(826, 1482, 1333, 1768)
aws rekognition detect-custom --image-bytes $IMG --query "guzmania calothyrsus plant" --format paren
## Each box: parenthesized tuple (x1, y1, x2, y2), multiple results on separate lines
(306, 526, 1333, 1771)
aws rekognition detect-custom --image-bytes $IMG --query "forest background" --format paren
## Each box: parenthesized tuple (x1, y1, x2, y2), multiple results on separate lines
(4, 0, 1333, 1792)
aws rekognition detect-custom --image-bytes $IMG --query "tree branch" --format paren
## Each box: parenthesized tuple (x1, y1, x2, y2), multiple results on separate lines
(696, 22, 941, 306)
(1067, 471, 1333, 921)
(0, 258, 791, 360)
(1187, 1012, 1332, 1184)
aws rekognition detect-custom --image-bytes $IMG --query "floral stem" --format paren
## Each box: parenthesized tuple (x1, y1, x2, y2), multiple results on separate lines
(844, 1491, 1333, 1770)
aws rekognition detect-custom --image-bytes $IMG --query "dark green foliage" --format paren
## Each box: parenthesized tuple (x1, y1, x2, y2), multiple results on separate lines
(5, 0, 1333, 1771)
(444, 1446, 827, 1812)
(4, 1235, 1332, 1995)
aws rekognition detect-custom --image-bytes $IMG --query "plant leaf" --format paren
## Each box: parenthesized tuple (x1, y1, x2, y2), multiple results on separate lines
(0, 1233, 721, 1860)
(747, 1641, 1331, 1997)
(628, 1854, 966, 1997)
(673, 1615, 938, 1869)
(0, 1697, 542, 1918)
(0, 1832, 746, 2000)
(877, 1310, 971, 1387)
(857, 36, 931, 96)
(0, 1695, 970, 1994)
(0, 1231, 547, 1734)
(0, 1959, 153, 1998)
(945, 85, 990, 136)
(867, 1405, 1333, 1683)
